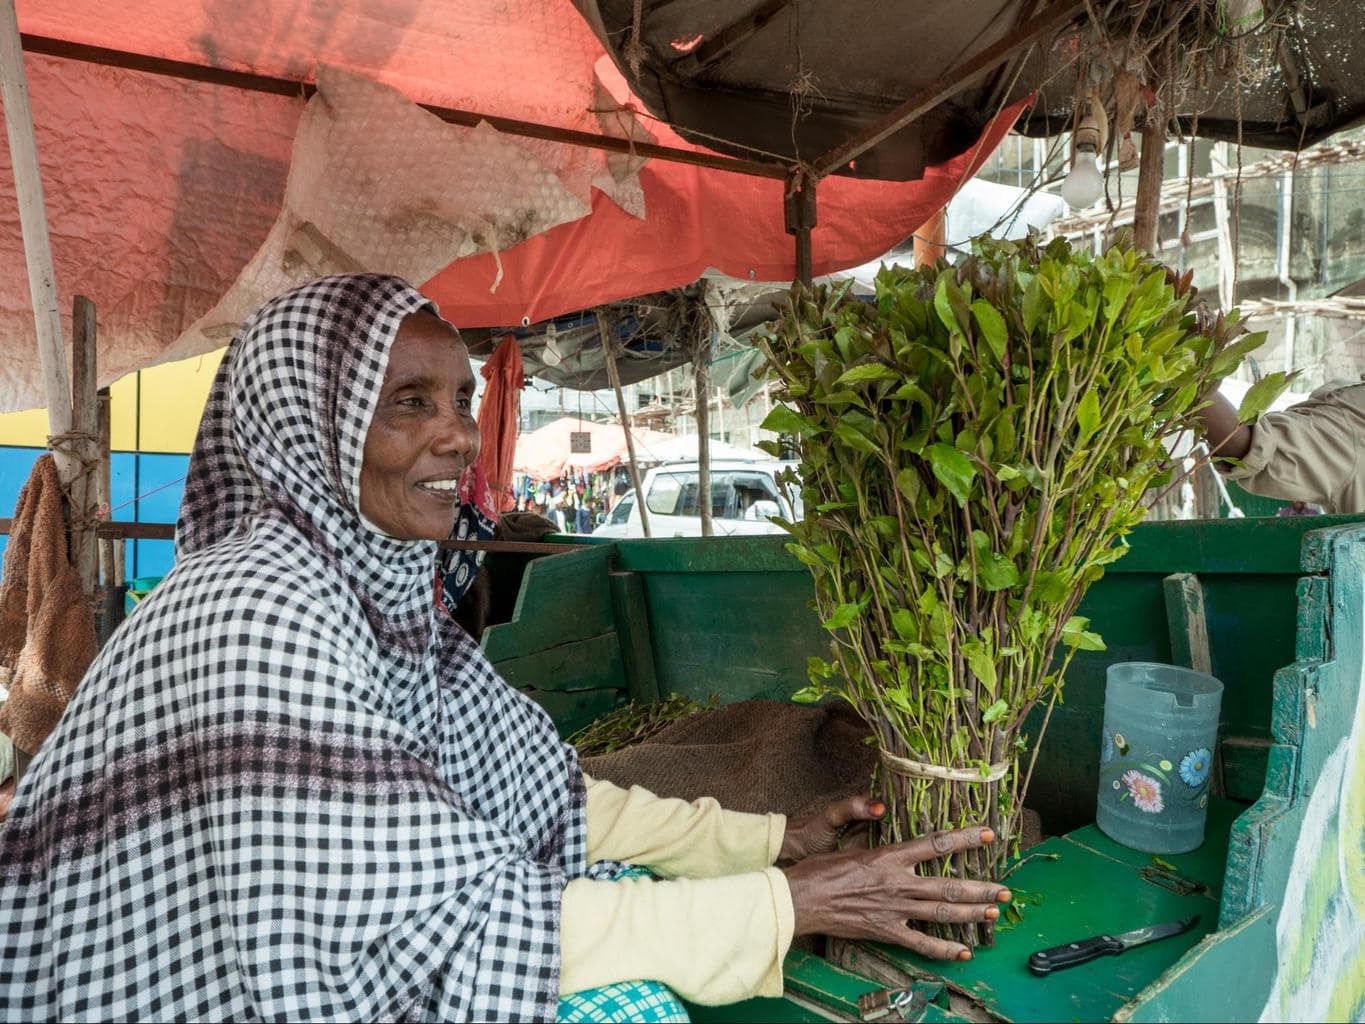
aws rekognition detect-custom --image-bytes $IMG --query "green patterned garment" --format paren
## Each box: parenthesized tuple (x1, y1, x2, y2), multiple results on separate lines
(557, 980, 689, 1023)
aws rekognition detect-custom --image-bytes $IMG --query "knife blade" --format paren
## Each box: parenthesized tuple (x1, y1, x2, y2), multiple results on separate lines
(1027, 915, 1201, 976)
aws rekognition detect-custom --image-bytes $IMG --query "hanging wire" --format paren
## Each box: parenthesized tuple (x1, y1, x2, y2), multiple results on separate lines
(108, 475, 188, 516)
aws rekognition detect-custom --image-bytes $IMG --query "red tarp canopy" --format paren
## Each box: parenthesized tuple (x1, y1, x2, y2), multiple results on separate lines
(1, 1, 1024, 411)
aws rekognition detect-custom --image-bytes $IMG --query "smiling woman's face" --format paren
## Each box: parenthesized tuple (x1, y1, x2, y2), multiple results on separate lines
(359, 312, 480, 540)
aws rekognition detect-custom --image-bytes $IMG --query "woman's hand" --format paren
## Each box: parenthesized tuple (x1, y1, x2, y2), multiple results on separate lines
(779, 795, 886, 864)
(781, 826, 1009, 962)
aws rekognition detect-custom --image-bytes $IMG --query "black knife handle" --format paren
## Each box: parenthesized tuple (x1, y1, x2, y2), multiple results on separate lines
(1028, 934, 1125, 976)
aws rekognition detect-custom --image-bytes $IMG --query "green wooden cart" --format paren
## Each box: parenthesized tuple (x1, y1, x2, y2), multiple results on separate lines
(481, 515, 1365, 1022)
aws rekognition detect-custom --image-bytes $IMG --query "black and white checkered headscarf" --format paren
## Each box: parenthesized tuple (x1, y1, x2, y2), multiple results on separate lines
(0, 274, 588, 1021)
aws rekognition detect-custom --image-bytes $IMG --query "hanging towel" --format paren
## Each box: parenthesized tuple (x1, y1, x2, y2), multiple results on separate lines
(0, 455, 96, 755)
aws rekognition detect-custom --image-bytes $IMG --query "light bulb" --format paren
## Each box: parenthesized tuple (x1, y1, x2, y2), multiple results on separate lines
(1061, 145, 1105, 209)
(542, 321, 563, 367)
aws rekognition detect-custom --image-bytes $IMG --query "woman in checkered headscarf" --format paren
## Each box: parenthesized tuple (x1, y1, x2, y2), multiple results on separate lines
(0, 275, 592, 1020)
(0, 274, 1005, 1022)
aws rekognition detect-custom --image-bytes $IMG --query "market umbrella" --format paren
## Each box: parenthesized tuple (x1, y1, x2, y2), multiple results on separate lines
(475, 334, 524, 513)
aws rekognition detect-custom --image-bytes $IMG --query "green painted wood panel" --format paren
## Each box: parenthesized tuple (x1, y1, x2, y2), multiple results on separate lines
(834, 819, 1225, 1024)
(1116, 907, 1278, 1023)
(609, 571, 661, 704)
(482, 544, 617, 664)
(683, 993, 827, 1023)
(493, 632, 623, 694)
(685, 949, 888, 1023)
(643, 569, 826, 704)
(482, 544, 629, 699)
(523, 687, 623, 739)
(607, 520, 1346, 831)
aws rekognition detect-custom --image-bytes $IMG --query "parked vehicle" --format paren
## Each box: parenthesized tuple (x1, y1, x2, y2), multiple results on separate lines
(593, 459, 800, 538)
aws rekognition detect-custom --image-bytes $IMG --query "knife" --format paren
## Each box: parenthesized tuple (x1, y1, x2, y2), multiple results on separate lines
(1027, 915, 1200, 976)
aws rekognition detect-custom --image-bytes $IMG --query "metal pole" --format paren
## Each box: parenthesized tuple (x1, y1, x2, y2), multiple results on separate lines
(0, 0, 76, 481)
(1277, 170, 1297, 376)
(597, 314, 651, 538)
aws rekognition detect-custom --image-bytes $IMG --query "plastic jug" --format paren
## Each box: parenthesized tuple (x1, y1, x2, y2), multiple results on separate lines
(1096, 662, 1223, 854)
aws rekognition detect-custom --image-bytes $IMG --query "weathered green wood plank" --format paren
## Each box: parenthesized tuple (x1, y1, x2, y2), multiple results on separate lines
(481, 544, 617, 663)
(493, 632, 625, 693)
(1163, 572, 1212, 675)
(1062, 796, 1239, 900)
(1116, 906, 1277, 1023)
(521, 687, 622, 739)
(609, 571, 661, 704)
(684, 949, 889, 1023)
(611, 514, 1365, 577)
(781, 948, 891, 1018)
(1218, 737, 1270, 800)
(642, 569, 826, 704)
(683, 994, 829, 1023)
(1105, 513, 1364, 575)
(613, 536, 810, 575)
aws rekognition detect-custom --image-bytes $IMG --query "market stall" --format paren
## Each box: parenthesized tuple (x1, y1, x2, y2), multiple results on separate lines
(3, 2, 1365, 1021)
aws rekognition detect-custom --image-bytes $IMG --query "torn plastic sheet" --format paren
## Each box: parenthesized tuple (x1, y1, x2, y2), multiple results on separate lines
(159, 66, 639, 364)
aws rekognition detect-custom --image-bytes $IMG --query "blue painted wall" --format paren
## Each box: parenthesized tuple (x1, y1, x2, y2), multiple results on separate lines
(0, 446, 188, 580)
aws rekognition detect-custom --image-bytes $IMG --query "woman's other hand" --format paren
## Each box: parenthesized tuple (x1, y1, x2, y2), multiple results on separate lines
(781, 826, 1008, 961)
(779, 795, 886, 863)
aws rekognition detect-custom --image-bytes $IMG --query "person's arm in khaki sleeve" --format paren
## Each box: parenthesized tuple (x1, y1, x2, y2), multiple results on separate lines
(560, 870, 794, 1004)
(559, 826, 1011, 1004)
(1194, 388, 1361, 513)
(583, 775, 784, 878)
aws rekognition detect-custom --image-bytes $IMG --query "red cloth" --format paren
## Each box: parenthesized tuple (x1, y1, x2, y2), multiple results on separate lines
(475, 335, 525, 512)
(426, 72, 1032, 327)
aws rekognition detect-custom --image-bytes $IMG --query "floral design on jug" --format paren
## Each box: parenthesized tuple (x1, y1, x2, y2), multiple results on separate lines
(1180, 747, 1213, 788)
(1121, 769, 1165, 814)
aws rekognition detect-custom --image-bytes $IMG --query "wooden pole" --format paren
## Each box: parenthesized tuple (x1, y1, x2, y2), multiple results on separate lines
(0, 0, 76, 482)
(794, 227, 813, 288)
(21, 33, 789, 182)
(96, 386, 113, 585)
(70, 296, 99, 595)
(694, 336, 714, 538)
(913, 206, 948, 266)
(1134, 117, 1165, 253)
(785, 175, 817, 288)
(94, 385, 125, 646)
(597, 314, 651, 538)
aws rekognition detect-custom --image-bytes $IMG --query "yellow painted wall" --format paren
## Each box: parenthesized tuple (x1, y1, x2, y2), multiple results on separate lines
(0, 348, 225, 454)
